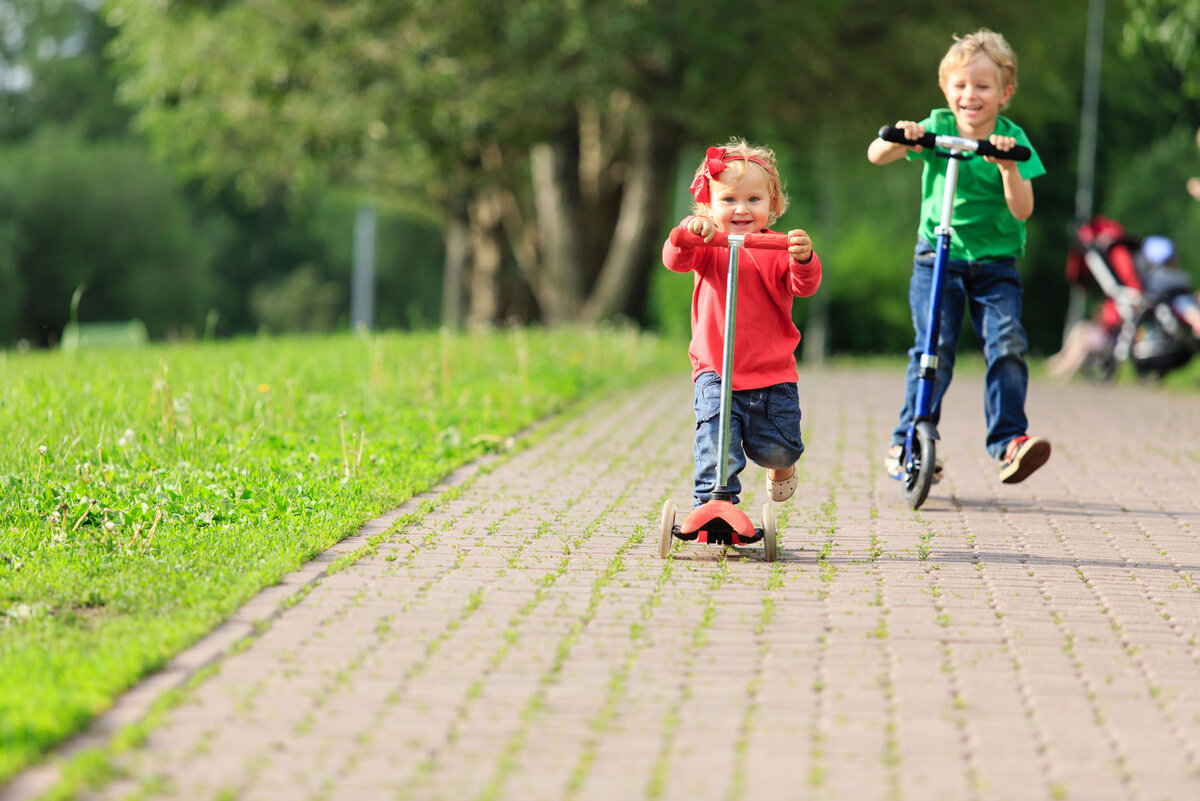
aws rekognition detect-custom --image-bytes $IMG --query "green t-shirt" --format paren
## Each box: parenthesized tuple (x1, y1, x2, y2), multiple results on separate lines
(906, 108, 1046, 261)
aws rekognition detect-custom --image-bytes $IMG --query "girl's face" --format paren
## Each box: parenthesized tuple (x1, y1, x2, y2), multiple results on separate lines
(707, 164, 773, 234)
(941, 54, 1013, 138)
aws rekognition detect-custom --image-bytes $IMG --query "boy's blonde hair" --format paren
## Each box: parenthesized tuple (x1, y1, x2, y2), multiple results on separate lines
(690, 138, 789, 225)
(938, 29, 1018, 108)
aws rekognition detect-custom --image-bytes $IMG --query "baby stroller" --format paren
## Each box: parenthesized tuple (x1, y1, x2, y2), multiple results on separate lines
(1065, 216, 1199, 379)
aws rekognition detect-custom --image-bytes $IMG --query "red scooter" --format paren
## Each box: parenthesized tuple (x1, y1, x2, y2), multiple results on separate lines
(658, 228, 792, 562)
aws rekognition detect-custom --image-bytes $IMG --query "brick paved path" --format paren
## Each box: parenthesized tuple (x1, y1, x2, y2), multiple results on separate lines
(7, 368, 1200, 801)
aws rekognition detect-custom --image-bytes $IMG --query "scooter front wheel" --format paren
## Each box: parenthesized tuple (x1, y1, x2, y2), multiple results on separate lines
(659, 499, 677, 559)
(903, 428, 936, 510)
(761, 503, 777, 562)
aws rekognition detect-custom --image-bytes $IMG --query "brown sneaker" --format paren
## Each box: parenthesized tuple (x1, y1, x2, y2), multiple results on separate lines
(999, 436, 1051, 484)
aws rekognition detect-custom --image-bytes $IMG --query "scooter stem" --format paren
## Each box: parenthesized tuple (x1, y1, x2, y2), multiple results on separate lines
(714, 234, 744, 497)
(914, 154, 961, 420)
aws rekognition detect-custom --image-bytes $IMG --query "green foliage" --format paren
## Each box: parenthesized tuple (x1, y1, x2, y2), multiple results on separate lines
(1103, 124, 1200, 285)
(0, 0, 131, 142)
(0, 326, 680, 784)
(249, 264, 344, 334)
(1123, 0, 1200, 99)
(0, 127, 215, 345)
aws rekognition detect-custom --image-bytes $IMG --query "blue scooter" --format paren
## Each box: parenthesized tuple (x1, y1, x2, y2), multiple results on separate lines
(877, 125, 1031, 509)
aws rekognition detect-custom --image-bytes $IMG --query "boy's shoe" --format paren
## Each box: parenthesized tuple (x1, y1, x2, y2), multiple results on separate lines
(766, 465, 798, 502)
(885, 444, 943, 484)
(998, 436, 1051, 484)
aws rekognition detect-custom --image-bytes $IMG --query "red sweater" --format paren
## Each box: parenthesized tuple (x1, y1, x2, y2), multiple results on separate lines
(662, 224, 822, 390)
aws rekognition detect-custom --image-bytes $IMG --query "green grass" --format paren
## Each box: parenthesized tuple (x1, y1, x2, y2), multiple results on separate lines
(0, 326, 682, 785)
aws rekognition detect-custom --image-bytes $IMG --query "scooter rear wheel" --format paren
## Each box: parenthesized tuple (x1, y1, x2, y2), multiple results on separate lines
(903, 428, 936, 510)
(659, 499, 677, 559)
(761, 503, 777, 562)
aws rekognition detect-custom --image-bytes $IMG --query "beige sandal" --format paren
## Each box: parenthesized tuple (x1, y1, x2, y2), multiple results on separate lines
(766, 466, 797, 503)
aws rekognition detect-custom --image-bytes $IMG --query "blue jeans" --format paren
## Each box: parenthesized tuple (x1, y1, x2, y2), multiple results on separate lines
(892, 239, 1030, 459)
(693, 372, 805, 506)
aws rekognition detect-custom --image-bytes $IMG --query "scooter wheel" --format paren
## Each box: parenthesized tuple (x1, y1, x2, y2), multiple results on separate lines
(903, 428, 936, 510)
(659, 499, 677, 559)
(761, 503, 777, 562)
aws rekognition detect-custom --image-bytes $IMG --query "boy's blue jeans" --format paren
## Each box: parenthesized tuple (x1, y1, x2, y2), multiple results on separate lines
(892, 239, 1030, 460)
(693, 371, 805, 506)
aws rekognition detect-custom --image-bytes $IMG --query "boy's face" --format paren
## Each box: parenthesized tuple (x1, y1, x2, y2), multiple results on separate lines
(708, 164, 773, 235)
(940, 54, 1014, 137)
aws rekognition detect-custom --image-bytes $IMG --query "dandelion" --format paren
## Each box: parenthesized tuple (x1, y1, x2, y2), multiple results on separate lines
(35, 445, 48, 487)
(257, 383, 270, 394)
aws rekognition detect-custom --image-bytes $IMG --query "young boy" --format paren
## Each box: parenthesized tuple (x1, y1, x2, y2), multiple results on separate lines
(867, 28, 1051, 485)
(663, 139, 821, 507)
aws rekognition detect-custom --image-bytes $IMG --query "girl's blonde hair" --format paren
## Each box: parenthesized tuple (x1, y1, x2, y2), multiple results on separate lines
(938, 29, 1018, 109)
(690, 138, 789, 225)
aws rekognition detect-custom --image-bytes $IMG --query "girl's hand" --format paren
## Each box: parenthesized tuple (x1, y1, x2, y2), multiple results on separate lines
(686, 216, 717, 243)
(984, 134, 1020, 167)
(788, 229, 813, 264)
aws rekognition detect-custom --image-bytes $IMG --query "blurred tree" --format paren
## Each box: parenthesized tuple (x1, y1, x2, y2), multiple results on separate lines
(102, 0, 1198, 352)
(0, 0, 131, 141)
(107, 0, 936, 328)
(0, 127, 213, 344)
(1123, 0, 1200, 98)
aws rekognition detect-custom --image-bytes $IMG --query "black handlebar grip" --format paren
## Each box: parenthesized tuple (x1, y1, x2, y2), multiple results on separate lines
(973, 139, 1032, 162)
(877, 125, 1031, 162)
(878, 125, 937, 149)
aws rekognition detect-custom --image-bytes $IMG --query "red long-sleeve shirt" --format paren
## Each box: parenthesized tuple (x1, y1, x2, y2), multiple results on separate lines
(662, 224, 822, 390)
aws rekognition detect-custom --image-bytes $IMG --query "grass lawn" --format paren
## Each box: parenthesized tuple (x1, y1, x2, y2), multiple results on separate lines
(0, 326, 682, 785)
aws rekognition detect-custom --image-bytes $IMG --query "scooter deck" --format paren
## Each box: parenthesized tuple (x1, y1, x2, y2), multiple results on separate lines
(676, 500, 763, 546)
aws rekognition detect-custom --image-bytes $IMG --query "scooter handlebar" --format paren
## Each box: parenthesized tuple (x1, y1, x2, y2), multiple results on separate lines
(878, 125, 1031, 162)
(669, 228, 792, 250)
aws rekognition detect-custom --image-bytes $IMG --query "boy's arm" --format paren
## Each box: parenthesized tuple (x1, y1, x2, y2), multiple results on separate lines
(987, 135, 1034, 220)
(995, 161, 1034, 220)
(867, 120, 925, 164)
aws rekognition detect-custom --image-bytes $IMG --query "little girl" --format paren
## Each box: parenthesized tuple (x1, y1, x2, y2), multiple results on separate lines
(662, 138, 823, 507)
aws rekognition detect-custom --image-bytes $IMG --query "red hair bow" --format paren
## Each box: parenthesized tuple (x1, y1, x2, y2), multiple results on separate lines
(688, 147, 775, 204)
(689, 147, 730, 204)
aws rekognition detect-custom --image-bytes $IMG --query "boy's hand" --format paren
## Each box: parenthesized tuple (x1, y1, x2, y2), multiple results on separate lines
(788, 229, 813, 264)
(984, 134, 1020, 167)
(894, 120, 926, 153)
(685, 216, 717, 243)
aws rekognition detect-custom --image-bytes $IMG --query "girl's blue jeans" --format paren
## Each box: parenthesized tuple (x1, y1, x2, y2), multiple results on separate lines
(892, 239, 1030, 459)
(693, 371, 805, 506)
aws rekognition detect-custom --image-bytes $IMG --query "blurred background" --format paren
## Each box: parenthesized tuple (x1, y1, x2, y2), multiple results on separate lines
(1, 0, 1197, 359)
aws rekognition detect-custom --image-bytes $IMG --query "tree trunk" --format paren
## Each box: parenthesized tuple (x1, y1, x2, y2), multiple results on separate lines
(580, 118, 680, 323)
(529, 130, 586, 324)
(466, 191, 504, 329)
(441, 199, 469, 330)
